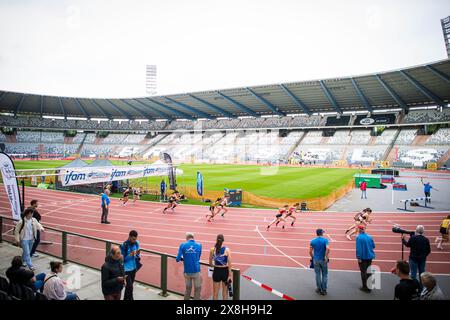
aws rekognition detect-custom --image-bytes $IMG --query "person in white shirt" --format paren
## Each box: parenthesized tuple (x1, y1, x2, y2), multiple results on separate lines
(14, 208, 44, 270)
(43, 261, 79, 300)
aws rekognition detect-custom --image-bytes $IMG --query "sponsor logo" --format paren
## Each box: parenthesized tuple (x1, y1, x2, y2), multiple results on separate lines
(88, 171, 109, 179)
(110, 169, 127, 181)
(64, 170, 87, 185)
(359, 118, 375, 125)
(1, 162, 16, 179)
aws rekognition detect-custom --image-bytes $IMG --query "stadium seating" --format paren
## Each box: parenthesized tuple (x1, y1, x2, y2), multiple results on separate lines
(395, 129, 417, 145)
(16, 131, 41, 143)
(346, 146, 387, 164)
(83, 133, 96, 144)
(0, 132, 6, 142)
(301, 131, 323, 145)
(396, 147, 447, 167)
(41, 132, 64, 143)
(123, 134, 147, 144)
(349, 130, 371, 145)
(375, 129, 398, 145)
(328, 130, 351, 145)
(102, 134, 128, 144)
(402, 108, 450, 124)
(72, 133, 86, 143)
(426, 128, 450, 145)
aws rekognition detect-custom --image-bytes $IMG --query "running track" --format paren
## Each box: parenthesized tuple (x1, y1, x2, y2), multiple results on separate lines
(1, 187, 449, 296)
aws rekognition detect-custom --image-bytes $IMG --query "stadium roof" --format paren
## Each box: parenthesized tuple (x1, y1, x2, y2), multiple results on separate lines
(1, 59, 450, 120)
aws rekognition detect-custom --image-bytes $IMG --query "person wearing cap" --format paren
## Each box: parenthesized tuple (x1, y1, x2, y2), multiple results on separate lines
(355, 225, 376, 293)
(309, 229, 330, 296)
(402, 225, 431, 283)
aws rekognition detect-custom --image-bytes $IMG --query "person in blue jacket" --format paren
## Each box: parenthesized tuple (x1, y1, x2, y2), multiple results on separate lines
(120, 230, 140, 300)
(356, 225, 376, 293)
(176, 232, 202, 300)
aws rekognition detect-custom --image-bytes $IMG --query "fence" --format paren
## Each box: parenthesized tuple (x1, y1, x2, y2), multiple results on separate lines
(0, 215, 240, 300)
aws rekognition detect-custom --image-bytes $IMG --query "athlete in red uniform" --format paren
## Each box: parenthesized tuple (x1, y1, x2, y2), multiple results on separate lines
(266, 205, 288, 231)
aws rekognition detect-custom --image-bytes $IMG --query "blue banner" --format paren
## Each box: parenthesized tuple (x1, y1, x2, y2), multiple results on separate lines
(197, 171, 203, 196)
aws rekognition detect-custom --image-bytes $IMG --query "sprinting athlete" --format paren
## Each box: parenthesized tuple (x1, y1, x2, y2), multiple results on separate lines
(285, 203, 300, 227)
(163, 191, 185, 213)
(436, 215, 450, 250)
(206, 198, 222, 222)
(345, 208, 372, 240)
(132, 187, 141, 204)
(121, 187, 130, 206)
(216, 196, 230, 217)
(266, 205, 288, 231)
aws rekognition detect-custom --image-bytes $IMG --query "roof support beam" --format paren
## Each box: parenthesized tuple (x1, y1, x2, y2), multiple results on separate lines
(426, 65, 450, 85)
(246, 87, 286, 117)
(133, 99, 174, 120)
(73, 98, 90, 119)
(14, 94, 26, 117)
(164, 96, 213, 119)
(40, 96, 44, 118)
(147, 98, 195, 120)
(120, 99, 154, 120)
(187, 94, 235, 118)
(319, 81, 343, 114)
(105, 99, 133, 120)
(216, 91, 259, 117)
(350, 78, 373, 112)
(375, 74, 408, 112)
(279, 84, 312, 115)
(89, 99, 114, 120)
(58, 97, 67, 119)
(399, 71, 445, 107)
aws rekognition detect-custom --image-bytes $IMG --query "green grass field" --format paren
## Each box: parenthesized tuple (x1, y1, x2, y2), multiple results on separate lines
(12, 160, 359, 199)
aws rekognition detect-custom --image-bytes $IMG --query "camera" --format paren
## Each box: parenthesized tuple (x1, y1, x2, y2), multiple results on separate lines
(392, 226, 414, 236)
(227, 279, 233, 297)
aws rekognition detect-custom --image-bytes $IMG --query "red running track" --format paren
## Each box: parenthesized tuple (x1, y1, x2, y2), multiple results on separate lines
(1, 187, 449, 297)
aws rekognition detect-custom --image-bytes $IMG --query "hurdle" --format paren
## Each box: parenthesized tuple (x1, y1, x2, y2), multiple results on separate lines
(398, 197, 434, 212)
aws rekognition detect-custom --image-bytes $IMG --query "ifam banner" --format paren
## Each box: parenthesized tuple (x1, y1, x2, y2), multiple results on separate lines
(61, 164, 183, 187)
(0, 152, 22, 220)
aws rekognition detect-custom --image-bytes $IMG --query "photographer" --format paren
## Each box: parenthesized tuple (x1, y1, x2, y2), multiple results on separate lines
(402, 225, 431, 283)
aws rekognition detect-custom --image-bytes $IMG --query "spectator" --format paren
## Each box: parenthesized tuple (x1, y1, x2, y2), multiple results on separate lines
(101, 188, 111, 224)
(402, 225, 431, 282)
(6, 256, 45, 292)
(209, 234, 232, 300)
(101, 245, 125, 300)
(360, 180, 367, 199)
(28, 200, 42, 258)
(355, 225, 376, 293)
(309, 229, 330, 296)
(419, 272, 446, 300)
(43, 261, 79, 300)
(120, 230, 141, 300)
(14, 207, 45, 270)
(393, 260, 420, 300)
(176, 232, 202, 300)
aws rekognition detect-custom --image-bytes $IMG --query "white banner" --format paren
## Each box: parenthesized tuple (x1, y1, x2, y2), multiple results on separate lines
(0, 152, 22, 220)
(61, 164, 183, 187)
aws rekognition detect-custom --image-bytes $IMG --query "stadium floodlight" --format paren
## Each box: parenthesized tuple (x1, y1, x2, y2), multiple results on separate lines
(372, 108, 402, 113)
(216, 117, 230, 120)
(155, 119, 168, 122)
(196, 118, 208, 121)
(135, 119, 149, 122)
(90, 118, 109, 122)
(66, 117, 88, 121)
(1, 113, 14, 117)
(113, 118, 129, 122)
(43, 115, 65, 120)
(176, 118, 190, 121)
(238, 116, 255, 119)
(287, 113, 307, 117)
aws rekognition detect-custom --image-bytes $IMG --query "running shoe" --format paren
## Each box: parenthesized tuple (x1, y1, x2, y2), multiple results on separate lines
(282, 225, 285, 229)
(221, 213, 225, 217)
(346, 235, 352, 241)
(291, 222, 294, 227)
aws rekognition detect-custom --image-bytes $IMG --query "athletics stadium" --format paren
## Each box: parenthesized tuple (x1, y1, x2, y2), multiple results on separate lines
(0, 1, 449, 303)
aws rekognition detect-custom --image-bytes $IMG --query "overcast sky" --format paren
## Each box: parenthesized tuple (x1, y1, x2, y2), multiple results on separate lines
(0, 0, 449, 98)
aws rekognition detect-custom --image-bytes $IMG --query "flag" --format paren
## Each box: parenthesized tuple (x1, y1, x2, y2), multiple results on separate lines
(0, 152, 22, 220)
(161, 153, 176, 190)
(197, 171, 203, 196)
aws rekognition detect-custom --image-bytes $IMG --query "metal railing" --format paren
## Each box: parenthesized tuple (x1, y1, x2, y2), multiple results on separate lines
(0, 215, 240, 300)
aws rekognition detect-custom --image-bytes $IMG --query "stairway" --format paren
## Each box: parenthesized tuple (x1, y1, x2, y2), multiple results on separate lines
(141, 133, 170, 157)
(285, 131, 307, 159)
(382, 129, 401, 161)
(411, 135, 430, 146)
(437, 150, 450, 167)
(75, 133, 88, 155)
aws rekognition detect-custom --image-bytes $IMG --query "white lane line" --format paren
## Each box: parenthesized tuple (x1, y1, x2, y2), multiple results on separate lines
(255, 225, 308, 269)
